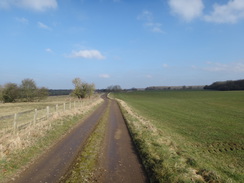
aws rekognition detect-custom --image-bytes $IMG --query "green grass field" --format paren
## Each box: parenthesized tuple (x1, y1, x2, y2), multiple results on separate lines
(114, 91, 244, 182)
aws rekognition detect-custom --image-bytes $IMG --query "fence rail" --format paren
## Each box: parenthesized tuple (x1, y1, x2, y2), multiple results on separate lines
(0, 100, 86, 135)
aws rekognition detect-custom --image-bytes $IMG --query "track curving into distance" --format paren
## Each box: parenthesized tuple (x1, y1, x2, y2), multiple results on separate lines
(11, 94, 148, 183)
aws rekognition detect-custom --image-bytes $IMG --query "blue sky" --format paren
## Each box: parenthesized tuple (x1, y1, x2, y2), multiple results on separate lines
(1, 0, 244, 89)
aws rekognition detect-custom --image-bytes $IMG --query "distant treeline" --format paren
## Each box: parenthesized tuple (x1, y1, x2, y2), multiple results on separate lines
(48, 89, 72, 96)
(204, 79, 244, 91)
(1, 77, 96, 103)
(145, 85, 204, 91)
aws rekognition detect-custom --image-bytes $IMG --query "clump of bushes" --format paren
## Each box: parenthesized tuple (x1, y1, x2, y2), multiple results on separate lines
(71, 77, 95, 99)
(0, 78, 48, 103)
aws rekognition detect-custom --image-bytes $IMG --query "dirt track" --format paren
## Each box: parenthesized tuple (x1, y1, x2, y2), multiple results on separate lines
(102, 99, 148, 182)
(11, 95, 148, 183)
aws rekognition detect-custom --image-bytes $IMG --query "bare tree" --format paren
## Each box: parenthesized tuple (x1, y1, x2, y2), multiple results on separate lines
(71, 78, 95, 99)
(20, 78, 37, 102)
(72, 78, 83, 99)
(87, 83, 95, 98)
(107, 85, 122, 92)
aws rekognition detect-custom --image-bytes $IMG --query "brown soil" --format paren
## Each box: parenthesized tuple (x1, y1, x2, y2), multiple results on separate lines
(10, 95, 148, 183)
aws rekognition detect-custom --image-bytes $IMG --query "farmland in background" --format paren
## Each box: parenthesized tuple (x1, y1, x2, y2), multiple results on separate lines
(0, 95, 72, 117)
(114, 91, 244, 182)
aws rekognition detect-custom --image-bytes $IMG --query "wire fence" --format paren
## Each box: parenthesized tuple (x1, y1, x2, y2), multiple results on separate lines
(0, 99, 89, 136)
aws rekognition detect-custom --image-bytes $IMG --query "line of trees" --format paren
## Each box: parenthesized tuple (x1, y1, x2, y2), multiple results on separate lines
(48, 89, 72, 96)
(0, 79, 49, 103)
(204, 79, 244, 91)
(0, 77, 96, 103)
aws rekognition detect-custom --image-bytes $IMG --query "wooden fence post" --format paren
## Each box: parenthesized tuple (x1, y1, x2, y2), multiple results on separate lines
(47, 106, 50, 119)
(56, 104, 59, 117)
(13, 113, 17, 134)
(34, 109, 37, 126)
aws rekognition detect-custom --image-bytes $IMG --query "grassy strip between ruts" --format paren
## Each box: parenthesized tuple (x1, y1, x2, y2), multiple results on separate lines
(61, 101, 110, 183)
(0, 98, 103, 183)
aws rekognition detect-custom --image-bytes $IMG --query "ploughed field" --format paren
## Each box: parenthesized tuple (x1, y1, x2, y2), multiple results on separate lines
(114, 91, 244, 182)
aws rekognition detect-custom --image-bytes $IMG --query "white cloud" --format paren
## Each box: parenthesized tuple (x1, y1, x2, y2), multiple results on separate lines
(204, 61, 244, 72)
(163, 64, 169, 68)
(145, 22, 163, 33)
(168, 0, 204, 22)
(191, 65, 197, 69)
(0, 0, 57, 11)
(99, 74, 110, 78)
(138, 10, 154, 22)
(0, 0, 11, 8)
(38, 22, 52, 30)
(137, 10, 163, 33)
(16, 17, 29, 24)
(204, 0, 244, 23)
(45, 48, 53, 53)
(146, 74, 153, 78)
(69, 50, 106, 60)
